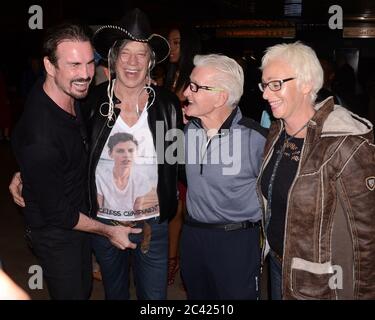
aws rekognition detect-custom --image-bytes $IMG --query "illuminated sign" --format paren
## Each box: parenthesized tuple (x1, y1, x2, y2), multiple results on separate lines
(216, 27, 296, 38)
(343, 26, 375, 38)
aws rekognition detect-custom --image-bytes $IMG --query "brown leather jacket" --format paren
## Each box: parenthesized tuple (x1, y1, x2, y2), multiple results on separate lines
(257, 97, 375, 299)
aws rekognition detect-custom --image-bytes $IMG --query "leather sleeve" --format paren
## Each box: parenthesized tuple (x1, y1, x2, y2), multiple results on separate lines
(339, 137, 375, 298)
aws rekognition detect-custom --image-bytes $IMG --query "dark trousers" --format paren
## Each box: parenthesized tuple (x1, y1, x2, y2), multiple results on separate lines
(28, 226, 92, 300)
(91, 217, 168, 300)
(269, 250, 283, 300)
(180, 223, 261, 300)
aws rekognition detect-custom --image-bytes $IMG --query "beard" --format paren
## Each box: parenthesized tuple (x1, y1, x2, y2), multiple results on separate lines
(68, 77, 92, 99)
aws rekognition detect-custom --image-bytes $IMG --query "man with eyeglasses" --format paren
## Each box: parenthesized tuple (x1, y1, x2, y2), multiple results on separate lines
(180, 54, 267, 300)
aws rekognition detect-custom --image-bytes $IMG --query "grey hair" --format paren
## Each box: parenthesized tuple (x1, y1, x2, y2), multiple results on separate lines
(193, 54, 244, 108)
(260, 41, 323, 103)
(108, 39, 156, 75)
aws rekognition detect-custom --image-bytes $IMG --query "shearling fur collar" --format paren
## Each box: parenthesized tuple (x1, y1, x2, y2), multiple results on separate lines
(315, 97, 373, 137)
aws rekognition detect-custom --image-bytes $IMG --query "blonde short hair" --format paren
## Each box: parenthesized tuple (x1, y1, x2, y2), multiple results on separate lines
(261, 41, 323, 103)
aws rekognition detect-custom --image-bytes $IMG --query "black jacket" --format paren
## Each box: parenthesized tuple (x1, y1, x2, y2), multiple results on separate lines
(82, 82, 182, 223)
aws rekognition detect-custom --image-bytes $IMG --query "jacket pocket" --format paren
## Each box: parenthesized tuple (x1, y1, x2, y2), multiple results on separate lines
(291, 257, 336, 299)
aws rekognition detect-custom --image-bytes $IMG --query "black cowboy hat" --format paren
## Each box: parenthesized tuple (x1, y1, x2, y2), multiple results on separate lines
(93, 8, 170, 64)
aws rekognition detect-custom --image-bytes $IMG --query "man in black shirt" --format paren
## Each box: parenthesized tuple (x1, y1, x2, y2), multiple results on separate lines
(11, 23, 140, 299)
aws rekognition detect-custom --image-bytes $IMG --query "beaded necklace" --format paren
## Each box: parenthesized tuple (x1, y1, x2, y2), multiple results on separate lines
(265, 120, 310, 231)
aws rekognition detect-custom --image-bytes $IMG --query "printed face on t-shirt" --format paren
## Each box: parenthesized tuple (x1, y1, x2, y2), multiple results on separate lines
(95, 114, 159, 221)
(109, 141, 137, 169)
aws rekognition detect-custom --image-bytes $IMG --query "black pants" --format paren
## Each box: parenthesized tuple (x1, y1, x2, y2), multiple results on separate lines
(180, 223, 261, 300)
(27, 226, 92, 300)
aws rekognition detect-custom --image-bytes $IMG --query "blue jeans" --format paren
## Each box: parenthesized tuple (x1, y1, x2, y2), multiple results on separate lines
(91, 217, 168, 300)
(269, 250, 282, 300)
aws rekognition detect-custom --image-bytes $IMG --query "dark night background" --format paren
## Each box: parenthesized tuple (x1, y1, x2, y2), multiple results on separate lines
(0, 0, 374, 301)
(0, 0, 374, 121)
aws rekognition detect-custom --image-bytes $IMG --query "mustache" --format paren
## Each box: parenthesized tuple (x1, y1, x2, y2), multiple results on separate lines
(71, 77, 91, 83)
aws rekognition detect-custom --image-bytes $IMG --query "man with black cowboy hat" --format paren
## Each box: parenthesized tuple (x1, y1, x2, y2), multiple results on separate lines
(9, 8, 181, 300)
(84, 8, 182, 300)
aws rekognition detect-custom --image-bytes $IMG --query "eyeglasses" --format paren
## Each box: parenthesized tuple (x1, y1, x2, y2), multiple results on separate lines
(258, 77, 295, 92)
(188, 81, 223, 93)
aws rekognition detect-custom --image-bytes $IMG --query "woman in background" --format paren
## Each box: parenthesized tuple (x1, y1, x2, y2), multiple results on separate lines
(165, 26, 201, 286)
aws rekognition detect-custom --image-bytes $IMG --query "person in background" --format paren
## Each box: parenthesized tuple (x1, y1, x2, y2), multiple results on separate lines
(257, 41, 375, 300)
(151, 64, 166, 87)
(94, 57, 110, 86)
(164, 26, 201, 286)
(316, 58, 342, 105)
(165, 26, 201, 102)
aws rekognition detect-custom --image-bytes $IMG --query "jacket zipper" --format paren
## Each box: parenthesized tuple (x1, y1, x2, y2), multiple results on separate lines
(87, 118, 110, 217)
(257, 124, 283, 268)
(283, 123, 310, 295)
(200, 136, 212, 175)
(199, 132, 224, 175)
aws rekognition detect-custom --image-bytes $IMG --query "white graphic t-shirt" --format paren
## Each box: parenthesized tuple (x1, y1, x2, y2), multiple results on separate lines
(95, 109, 159, 221)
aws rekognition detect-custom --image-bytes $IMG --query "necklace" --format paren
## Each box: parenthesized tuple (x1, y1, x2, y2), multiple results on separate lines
(283, 120, 309, 147)
(265, 119, 310, 231)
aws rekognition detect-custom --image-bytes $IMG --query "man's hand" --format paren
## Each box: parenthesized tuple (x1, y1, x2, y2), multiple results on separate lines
(9, 172, 25, 207)
(107, 225, 142, 250)
(74, 214, 142, 250)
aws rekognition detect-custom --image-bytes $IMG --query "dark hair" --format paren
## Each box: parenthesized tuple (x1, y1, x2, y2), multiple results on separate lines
(165, 26, 202, 94)
(43, 23, 92, 66)
(108, 132, 138, 152)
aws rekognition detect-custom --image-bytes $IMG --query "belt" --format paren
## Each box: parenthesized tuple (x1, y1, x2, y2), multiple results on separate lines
(109, 216, 158, 228)
(185, 219, 261, 231)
